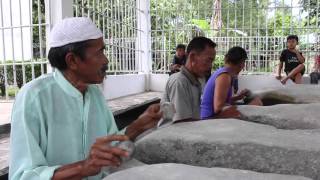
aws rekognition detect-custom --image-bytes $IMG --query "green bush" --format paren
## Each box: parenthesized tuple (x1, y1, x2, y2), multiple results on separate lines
(0, 61, 47, 96)
(7, 87, 19, 97)
(212, 55, 225, 71)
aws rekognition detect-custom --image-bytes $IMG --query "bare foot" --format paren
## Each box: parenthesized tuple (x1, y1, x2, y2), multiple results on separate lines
(280, 77, 288, 85)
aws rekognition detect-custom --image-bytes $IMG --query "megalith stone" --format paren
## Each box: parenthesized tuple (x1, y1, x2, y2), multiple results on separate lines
(238, 103, 320, 129)
(104, 163, 312, 180)
(134, 120, 320, 179)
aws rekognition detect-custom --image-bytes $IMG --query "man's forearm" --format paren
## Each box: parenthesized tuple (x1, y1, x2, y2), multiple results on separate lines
(52, 161, 85, 180)
(125, 121, 145, 141)
(214, 106, 241, 119)
(230, 95, 242, 103)
(296, 53, 305, 63)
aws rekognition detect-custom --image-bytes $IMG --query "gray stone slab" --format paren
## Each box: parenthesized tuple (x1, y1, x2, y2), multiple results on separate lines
(254, 85, 320, 104)
(134, 119, 320, 180)
(104, 163, 312, 180)
(109, 158, 145, 174)
(238, 103, 320, 130)
(107, 92, 162, 116)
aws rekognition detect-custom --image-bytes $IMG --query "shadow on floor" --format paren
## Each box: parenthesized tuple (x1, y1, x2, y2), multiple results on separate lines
(115, 100, 160, 130)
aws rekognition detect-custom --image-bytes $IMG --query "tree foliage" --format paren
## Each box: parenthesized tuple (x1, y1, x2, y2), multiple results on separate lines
(300, 0, 320, 27)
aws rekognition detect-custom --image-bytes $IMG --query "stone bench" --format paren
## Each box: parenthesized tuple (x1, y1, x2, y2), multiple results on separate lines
(238, 103, 320, 130)
(108, 91, 162, 116)
(253, 84, 320, 104)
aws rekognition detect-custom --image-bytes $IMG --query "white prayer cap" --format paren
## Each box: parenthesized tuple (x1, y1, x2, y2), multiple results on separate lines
(49, 17, 103, 48)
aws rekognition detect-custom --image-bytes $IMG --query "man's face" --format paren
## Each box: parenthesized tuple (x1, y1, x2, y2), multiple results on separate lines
(235, 61, 245, 74)
(192, 46, 216, 78)
(176, 48, 186, 59)
(76, 37, 108, 84)
(287, 39, 297, 49)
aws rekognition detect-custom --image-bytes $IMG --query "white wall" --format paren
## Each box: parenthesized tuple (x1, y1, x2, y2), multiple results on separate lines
(146, 73, 313, 93)
(238, 75, 312, 91)
(0, 0, 32, 61)
(102, 74, 146, 100)
(150, 74, 169, 92)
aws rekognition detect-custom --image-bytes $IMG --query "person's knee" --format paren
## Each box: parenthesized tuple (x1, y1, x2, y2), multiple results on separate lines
(296, 73, 302, 77)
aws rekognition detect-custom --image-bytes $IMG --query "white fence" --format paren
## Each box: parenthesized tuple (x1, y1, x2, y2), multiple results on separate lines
(1, 0, 320, 100)
(0, 0, 147, 100)
(0, 0, 48, 99)
(151, 0, 320, 74)
(73, 0, 143, 74)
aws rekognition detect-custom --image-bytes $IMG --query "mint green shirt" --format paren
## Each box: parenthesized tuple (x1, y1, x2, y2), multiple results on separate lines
(9, 70, 121, 180)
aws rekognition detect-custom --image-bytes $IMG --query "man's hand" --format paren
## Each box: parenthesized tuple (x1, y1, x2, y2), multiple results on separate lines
(52, 135, 129, 180)
(125, 104, 162, 140)
(172, 64, 181, 71)
(238, 89, 250, 99)
(172, 64, 181, 69)
(289, 48, 299, 54)
(231, 89, 250, 102)
(215, 106, 241, 119)
(80, 135, 129, 177)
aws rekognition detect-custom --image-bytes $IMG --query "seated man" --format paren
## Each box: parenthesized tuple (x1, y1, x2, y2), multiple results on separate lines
(9, 17, 162, 180)
(276, 35, 305, 84)
(162, 37, 216, 122)
(310, 54, 320, 84)
(200, 47, 263, 120)
(169, 44, 187, 75)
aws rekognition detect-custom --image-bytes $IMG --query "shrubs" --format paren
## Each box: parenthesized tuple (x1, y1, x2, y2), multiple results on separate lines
(0, 61, 47, 96)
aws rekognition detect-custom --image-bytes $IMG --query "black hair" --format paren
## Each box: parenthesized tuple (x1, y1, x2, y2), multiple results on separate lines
(176, 44, 186, 50)
(287, 35, 299, 42)
(48, 40, 91, 71)
(186, 36, 217, 54)
(225, 46, 248, 65)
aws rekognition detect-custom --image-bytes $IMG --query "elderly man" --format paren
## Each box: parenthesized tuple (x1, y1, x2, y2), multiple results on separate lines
(9, 17, 161, 180)
(162, 37, 216, 122)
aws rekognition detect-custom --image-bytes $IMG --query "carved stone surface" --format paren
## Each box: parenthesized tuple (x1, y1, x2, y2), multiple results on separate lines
(134, 120, 320, 179)
(104, 163, 312, 180)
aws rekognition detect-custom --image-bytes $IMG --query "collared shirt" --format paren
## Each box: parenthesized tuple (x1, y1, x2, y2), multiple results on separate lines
(9, 70, 121, 180)
(162, 66, 202, 121)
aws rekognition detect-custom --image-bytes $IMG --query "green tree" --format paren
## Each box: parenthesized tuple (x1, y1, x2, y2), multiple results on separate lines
(267, 11, 299, 36)
(300, 0, 320, 27)
(150, 0, 269, 71)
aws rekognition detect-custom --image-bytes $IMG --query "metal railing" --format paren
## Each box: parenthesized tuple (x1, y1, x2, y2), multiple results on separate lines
(151, 0, 320, 74)
(0, 0, 48, 99)
(73, 0, 143, 74)
(1, 0, 319, 99)
(0, 0, 144, 99)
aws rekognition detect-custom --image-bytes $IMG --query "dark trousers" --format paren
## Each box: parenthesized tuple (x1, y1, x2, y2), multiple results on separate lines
(310, 72, 320, 84)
